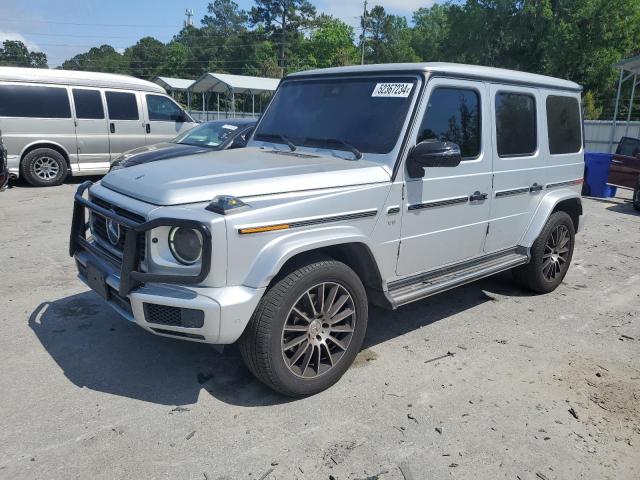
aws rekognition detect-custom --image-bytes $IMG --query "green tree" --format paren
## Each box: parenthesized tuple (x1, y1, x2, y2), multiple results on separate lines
(250, 0, 317, 73)
(363, 6, 417, 64)
(0, 40, 48, 68)
(202, 0, 248, 34)
(125, 37, 166, 80)
(61, 44, 127, 73)
(308, 16, 357, 68)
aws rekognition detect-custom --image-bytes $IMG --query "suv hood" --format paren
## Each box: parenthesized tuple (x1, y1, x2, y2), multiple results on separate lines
(102, 147, 391, 206)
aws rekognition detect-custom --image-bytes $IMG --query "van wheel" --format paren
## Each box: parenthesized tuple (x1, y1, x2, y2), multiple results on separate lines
(21, 148, 68, 187)
(513, 211, 575, 294)
(239, 259, 368, 397)
(633, 178, 640, 211)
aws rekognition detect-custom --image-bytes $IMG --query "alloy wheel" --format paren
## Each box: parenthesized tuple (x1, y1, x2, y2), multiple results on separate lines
(542, 224, 570, 281)
(281, 282, 356, 379)
(33, 157, 60, 181)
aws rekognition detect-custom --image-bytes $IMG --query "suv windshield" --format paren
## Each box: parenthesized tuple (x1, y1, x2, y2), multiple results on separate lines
(255, 76, 418, 155)
(174, 122, 242, 148)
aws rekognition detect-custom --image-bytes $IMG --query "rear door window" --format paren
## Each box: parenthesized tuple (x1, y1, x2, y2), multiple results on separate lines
(105, 91, 139, 120)
(616, 137, 640, 156)
(418, 87, 481, 159)
(0, 84, 71, 118)
(73, 89, 104, 119)
(495, 92, 537, 157)
(146, 94, 185, 121)
(546, 95, 582, 154)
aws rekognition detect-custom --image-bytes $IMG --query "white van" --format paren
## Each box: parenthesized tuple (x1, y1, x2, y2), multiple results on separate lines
(0, 67, 196, 187)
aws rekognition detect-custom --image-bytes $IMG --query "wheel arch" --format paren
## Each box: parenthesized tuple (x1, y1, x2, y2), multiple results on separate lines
(242, 228, 387, 305)
(520, 191, 583, 247)
(20, 141, 72, 170)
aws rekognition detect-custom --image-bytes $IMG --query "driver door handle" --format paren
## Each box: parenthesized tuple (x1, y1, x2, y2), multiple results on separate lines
(109, 122, 115, 134)
(469, 191, 488, 202)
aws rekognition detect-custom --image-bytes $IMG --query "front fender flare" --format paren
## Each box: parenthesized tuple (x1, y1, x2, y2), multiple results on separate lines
(242, 226, 375, 289)
(520, 190, 582, 247)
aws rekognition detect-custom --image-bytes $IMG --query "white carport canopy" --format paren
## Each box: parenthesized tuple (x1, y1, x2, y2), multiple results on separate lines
(190, 72, 280, 118)
(153, 77, 196, 109)
(609, 55, 640, 151)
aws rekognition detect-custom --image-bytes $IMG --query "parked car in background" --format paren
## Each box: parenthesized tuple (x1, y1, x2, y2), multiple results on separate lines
(71, 63, 584, 396)
(109, 119, 256, 171)
(0, 67, 196, 187)
(608, 136, 640, 210)
(0, 130, 8, 191)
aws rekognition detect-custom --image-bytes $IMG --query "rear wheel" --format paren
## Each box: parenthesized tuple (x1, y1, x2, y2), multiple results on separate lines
(21, 148, 68, 187)
(513, 211, 575, 293)
(239, 258, 368, 397)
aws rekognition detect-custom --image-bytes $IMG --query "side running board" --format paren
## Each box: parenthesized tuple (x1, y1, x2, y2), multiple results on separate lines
(387, 248, 529, 308)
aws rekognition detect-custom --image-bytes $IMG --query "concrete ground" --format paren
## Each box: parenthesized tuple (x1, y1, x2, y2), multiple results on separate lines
(0, 179, 638, 480)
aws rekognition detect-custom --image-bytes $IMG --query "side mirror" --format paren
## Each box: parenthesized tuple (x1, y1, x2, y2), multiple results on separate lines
(407, 140, 462, 177)
(229, 136, 247, 149)
(171, 112, 188, 123)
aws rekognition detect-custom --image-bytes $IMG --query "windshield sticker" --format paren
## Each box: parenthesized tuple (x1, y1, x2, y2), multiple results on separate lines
(372, 83, 414, 98)
(222, 124, 239, 130)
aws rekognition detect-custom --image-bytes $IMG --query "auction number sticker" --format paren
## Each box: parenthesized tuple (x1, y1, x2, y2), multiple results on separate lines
(372, 82, 414, 98)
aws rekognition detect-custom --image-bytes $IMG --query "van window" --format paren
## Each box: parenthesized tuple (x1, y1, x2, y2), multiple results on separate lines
(73, 89, 104, 119)
(105, 91, 139, 120)
(147, 94, 184, 121)
(0, 84, 71, 118)
(495, 92, 537, 157)
(418, 87, 481, 159)
(546, 96, 582, 154)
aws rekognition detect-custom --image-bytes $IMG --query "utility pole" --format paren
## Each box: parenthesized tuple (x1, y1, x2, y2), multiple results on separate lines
(360, 0, 368, 65)
(184, 9, 194, 28)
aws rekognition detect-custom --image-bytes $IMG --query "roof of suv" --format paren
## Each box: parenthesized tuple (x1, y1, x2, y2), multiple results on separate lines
(286, 62, 582, 92)
(0, 66, 166, 94)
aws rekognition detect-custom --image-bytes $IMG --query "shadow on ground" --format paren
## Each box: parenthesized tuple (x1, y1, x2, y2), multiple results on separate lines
(7, 175, 103, 190)
(29, 271, 530, 407)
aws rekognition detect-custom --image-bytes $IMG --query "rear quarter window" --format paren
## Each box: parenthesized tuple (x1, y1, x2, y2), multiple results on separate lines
(0, 84, 71, 118)
(546, 95, 582, 154)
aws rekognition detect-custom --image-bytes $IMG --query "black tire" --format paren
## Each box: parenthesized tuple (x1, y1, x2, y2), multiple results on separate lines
(633, 177, 640, 211)
(239, 258, 368, 397)
(513, 211, 575, 294)
(20, 148, 68, 187)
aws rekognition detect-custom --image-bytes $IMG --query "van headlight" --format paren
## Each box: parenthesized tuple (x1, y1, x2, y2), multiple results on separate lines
(168, 227, 203, 265)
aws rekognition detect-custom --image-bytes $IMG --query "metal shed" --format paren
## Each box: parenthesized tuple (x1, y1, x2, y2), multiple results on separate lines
(609, 55, 640, 151)
(153, 76, 196, 109)
(189, 72, 280, 120)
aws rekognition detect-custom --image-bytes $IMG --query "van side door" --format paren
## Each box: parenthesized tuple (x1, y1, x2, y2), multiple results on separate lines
(71, 88, 110, 173)
(397, 79, 492, 276)
(104, 90, 144, 160)
(143, 94, 196, 145)
(485, 85, 544, 252)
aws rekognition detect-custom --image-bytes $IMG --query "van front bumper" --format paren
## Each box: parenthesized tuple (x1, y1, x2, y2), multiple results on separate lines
(74, 250, 265, 344)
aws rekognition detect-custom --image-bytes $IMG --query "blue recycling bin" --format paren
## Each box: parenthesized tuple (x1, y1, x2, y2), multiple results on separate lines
(583, 152, 617, 198)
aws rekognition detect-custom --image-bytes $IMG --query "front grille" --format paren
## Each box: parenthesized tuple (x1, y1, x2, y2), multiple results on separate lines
(143, 303, 205, 328)
(89, 195, 146, 261)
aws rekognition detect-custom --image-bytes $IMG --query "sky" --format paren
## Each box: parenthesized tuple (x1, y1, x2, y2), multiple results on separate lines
(0, 0, 436, 67)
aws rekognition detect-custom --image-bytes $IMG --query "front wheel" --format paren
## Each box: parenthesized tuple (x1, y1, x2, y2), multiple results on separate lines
(239, 258, 368, 397)
(513, 211, 575, 294)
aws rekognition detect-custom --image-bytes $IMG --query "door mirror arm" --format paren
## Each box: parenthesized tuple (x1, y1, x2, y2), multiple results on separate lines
(407, 140, 463, 178)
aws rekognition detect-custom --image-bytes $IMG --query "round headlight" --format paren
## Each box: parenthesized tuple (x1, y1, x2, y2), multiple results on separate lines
(168, 227, 202, 265)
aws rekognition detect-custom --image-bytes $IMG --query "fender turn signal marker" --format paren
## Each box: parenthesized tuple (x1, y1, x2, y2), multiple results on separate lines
(238, 224, 290, 235)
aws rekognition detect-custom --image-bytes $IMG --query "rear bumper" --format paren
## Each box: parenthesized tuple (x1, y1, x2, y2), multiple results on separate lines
(75, 250, 265, 344)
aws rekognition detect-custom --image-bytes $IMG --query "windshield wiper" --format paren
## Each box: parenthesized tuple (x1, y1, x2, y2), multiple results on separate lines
(255, 132, 297, 152)
(303, 137, 363, 160)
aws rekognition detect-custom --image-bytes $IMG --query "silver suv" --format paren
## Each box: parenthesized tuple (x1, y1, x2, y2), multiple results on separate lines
(70, 63, 585, 396)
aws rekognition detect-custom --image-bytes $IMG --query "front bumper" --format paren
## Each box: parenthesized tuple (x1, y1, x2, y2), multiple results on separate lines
(70, 182, 265, 344)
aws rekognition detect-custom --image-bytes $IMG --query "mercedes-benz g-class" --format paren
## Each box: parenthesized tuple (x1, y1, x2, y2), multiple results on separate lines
(70, 63, 584, 396)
